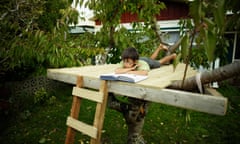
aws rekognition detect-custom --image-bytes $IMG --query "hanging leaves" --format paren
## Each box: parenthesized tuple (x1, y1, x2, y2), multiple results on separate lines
(173, 53, 181, 72)
(180, 0, 229, 67)
(181, 34, 189, 61)
(203, 29, 217, 62)
(213, 0, 225, 34)
(189, 0, 203, 27)
(0, 0, 103, 82)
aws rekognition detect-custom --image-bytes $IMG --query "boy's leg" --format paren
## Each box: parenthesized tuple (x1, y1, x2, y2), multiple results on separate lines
(150, 43, 168, 60)
(159, 53, 177, 65)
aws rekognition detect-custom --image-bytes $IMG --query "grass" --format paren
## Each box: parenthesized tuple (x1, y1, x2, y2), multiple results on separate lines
(0, 83, 240, 144)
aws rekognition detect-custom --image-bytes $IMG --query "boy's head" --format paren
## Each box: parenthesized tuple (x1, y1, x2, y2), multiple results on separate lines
(121, 47, 139, 68)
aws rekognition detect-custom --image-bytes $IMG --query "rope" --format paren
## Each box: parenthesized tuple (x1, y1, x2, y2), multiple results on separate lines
(195, 73, 203, 94)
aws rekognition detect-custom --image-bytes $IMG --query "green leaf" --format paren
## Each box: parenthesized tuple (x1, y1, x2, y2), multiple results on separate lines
(181, 34, 189, 61)
(203, 17, 215, 29)
(39, 137, 46, 143)
(213, 0, 225, 33)
(173, 53, 181, 72)
(190, 0, 202, 26)
(204, 29, 216, 62)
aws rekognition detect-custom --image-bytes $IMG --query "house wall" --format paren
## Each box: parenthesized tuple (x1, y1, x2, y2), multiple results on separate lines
(94, 1, 189, 44)
(95, 1, 189, 25)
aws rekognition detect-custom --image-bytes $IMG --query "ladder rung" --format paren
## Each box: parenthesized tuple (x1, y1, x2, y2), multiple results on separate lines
(66, 116, 98, 139)
(72, 87, 104, 103)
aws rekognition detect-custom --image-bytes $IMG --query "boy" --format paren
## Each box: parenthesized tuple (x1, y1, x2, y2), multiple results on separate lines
(115, 43, 177, 75)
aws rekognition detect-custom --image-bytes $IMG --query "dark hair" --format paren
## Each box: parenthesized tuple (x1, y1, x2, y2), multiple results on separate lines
(121, 47, 139, 61)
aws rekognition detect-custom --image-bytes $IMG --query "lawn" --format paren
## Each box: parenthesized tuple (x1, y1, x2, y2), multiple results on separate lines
(0, 83, 239, 144)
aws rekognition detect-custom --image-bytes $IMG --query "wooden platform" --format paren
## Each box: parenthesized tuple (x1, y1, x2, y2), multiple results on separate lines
(47, 63, 228, 115)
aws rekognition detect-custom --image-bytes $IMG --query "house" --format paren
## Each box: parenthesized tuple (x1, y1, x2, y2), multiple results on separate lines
(94, 1, 189, 45)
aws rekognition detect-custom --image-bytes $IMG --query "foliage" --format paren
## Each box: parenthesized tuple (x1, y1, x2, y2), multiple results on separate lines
(0, 0, 103, 83)
(1, 0, 238, 83)
(79, 0, 166, 63)
(1, 0, 239, 82)
(37, 0, 79, 31)
(34, 88, 56, 105)
(178, 0, 234, 68)
(78, 0, 239, 69)
(34, 87, 53, 105)
(225, 0, 240, 31)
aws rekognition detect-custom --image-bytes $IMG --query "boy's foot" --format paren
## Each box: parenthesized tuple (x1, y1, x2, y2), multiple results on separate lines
(172, 53, 177, 60)
(158, 43, 168, 51)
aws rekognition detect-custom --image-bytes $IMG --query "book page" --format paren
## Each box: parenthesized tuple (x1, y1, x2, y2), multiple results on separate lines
(118, 74, 148, 83)
(100, 73, 119, 81)
(100, 73, 148, 83)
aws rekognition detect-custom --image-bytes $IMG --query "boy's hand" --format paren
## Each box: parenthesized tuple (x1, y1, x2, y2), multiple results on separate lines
(131, 64, 139, 70)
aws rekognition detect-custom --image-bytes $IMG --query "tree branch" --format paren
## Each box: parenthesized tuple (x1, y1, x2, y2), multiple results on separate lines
(168, 61, 240, 91)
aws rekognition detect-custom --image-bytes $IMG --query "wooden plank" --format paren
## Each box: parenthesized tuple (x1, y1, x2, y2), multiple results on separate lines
(48, 71, 77, 85)
(47, 64, 228, 115)
(47, 63, 197, 89)
(48, 73, 227, 115)
(205, 87, 224, 97)
(65, 76, 83, 144)
(72, 87, 103, 103)
(108, 82, 227, 115)
(66, 116, 98, 139)
(91, 80, 109, 144)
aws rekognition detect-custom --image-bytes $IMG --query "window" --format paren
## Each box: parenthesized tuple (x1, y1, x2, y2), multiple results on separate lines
(225, 32, 240, 63)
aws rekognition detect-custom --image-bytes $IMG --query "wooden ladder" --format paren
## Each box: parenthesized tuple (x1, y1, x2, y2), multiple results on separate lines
(65, 76, 109, 144)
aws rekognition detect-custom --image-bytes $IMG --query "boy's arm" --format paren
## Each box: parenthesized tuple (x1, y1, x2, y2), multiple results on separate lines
(127, 70, 148, 75)
(114, 66, 135, 74)
(115, 65, 148, 75)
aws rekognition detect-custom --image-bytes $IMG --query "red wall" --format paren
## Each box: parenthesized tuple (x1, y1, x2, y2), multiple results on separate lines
(95, 1, 189, 25)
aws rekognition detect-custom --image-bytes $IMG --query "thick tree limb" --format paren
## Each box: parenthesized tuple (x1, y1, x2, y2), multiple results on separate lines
(168, 37, 183, 54)
(168, 61, 240, 91)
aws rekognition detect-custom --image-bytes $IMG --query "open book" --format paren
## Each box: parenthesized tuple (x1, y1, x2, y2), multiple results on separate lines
(100, 73, 148, 83)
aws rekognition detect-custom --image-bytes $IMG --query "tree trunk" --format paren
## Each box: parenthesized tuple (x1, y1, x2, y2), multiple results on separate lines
(168, 61, 240, 91)
(108, 94, 148, 144)
(123, 98, 148, 144)
(168, 37, 183, 54)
